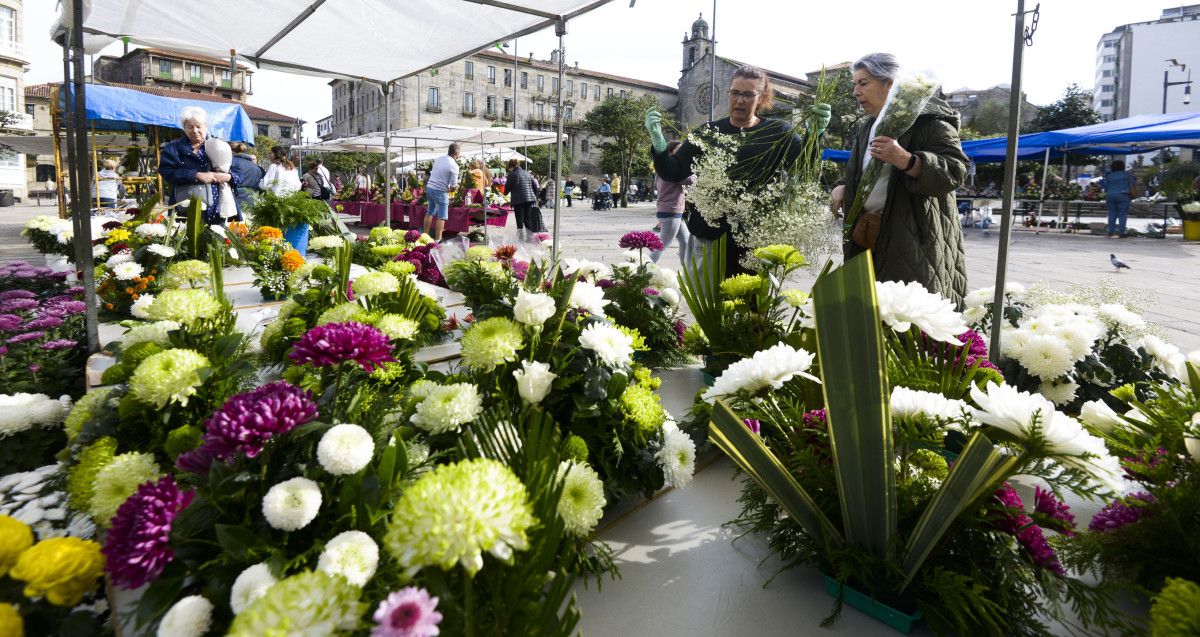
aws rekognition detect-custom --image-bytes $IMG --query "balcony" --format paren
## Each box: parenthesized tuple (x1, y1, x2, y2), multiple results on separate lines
(425, 104, 443, 113)
(462, 108, 477, 117)
(0, 40, 25, 62)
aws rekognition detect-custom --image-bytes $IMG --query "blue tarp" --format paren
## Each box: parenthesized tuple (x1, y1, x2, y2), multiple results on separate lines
(61, 84, 254, 142)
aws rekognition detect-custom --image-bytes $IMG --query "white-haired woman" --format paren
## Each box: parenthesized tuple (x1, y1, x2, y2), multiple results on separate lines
(93, 158, 122, 209)
(158, 106, 238, 223)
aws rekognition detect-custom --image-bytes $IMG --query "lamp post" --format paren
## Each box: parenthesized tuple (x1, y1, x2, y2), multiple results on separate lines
(1159, 58, 1192, 237)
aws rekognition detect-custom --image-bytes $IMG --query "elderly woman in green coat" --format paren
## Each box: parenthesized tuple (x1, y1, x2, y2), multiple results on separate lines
(830, 53, 969, 308)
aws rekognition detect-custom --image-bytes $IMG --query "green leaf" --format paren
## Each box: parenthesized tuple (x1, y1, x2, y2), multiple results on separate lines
(215, 523, 262, 561)
(811, 251, 895, 558)
(135, 574, 184, 630)
(678, 236, 726, 340)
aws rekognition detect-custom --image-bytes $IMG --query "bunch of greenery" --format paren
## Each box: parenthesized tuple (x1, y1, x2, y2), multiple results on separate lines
(248, 190, 331, 229)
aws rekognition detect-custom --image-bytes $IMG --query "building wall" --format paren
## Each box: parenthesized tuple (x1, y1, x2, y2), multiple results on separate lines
(23, 92, 52, 196)
(677, 55, 809, 129)
(94, 50, 251, 102)
(0, 0, 27, 199)
(1125, 19, 1200, 118)
(944, 86, 1038, 127)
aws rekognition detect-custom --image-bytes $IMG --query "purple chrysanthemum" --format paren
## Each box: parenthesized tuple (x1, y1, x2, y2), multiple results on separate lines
(102, 475, 194, 589)
(404, 229, 421, 243)
(1121, 447, 1168, 481)
(65, 286, 85, 296)
(7, 331, 45, 344)
(175, 445, 216, 474)
(0, 346, 8, 356)
(990, 482, 1026, 532)
(642, 287, 660, 297)
(595, 278, 615, 289)
(0, 314, 22, 331)
(673, 319, 687, 345)
(1033, 487, 1077, 536)
(1088, 492, 1156, 532)
(0, 298, 38, 312)
(43, 300, 86, 316)
(743, 419, 761, 435)
(25, 316, 64, 330)
(990, 484, 1065, 574)
(101, 220, 123, 230)
(289, 321, 396, 371)
(186, 381, 318, 468)
(0, 289, 35, 301)
(40, 339, 77, 351)
(533, 232, 552, 242)
(1017, 523, 1066, 575)
(510, 259, 529, 282)
(28, 364, 40, 374)
(618, 230, 665, 252)
(372, 587, 443, 637)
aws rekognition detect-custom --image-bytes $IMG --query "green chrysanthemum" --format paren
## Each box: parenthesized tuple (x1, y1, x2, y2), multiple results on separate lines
(620, 383, 666, 436)
(119, 320, 180, 350)
(460, 317, 524, 371)
(479, 260, 507, 280)
(565, 435, 589, 462)
(66, 436, 117, 512)
(465, 246, 492, 261)
(368, 226, 393, 243)
(88, 451, 160, 526)
(753, 244, 806, 268)
(369, 360, 408, 382)
(287, 262, 320, 291)
(376, 314, 420, 341)
(384, 458, 536, 577)
(910, 449, 949, 481)
(780, 288, 807, 308)
(317, 301, 368, 326)
(616, 325, 648, 351)
(380, 260, 417, 279)
(370, 245, 405, 258)
(409, 383, 483, 434)
(227, 570, 363, 637)
(128, 348, 210, 408)
(147, 289, 223, 325)
(162, 259, 211, 289)
(63, 388, 113, 443)
(632, 365, 661, 389)
(164, 424, 204, 458)
(556, 461, 606, 536)
(720, 274, 763, 298)
(352, 271, 400, 298)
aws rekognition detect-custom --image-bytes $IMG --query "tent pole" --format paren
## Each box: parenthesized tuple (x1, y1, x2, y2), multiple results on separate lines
(1036, 146, 1049, 223)
(551, 20, 566, 259)
(60, 43, 77, 222)
(68, 0, 100, 353)
(383, 82, 392, 228)
(988, 0, 1031, 364)
(480, 131, 488, 244)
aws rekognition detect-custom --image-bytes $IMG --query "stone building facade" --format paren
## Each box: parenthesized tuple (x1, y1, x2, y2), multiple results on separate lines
(93, 47, 253, 103)
(0, 0, 30, 200)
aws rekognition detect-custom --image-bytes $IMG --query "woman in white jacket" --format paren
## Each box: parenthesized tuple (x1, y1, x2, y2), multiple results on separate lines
(261, 146, 301, 196)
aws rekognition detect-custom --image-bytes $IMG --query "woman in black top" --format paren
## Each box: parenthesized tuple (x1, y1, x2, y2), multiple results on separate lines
(645, 65, 830, 274)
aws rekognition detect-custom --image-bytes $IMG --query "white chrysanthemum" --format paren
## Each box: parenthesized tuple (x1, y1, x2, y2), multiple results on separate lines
(1140, 335, 1186, 379)
(230, 563, 277, 615)
(570, 280, 610, 317)
(129, 293, 156, 320)
(961, 305, 987, 326)
(147, 244, 177, 258)
(1098, 303, 1146, 332)
(1013, 333, 1076, 380)
(512, 289, 557, 327)
(657, 422, 696, 488)
(874, 280, 968, 344)
(556, 461, 605, 536)
(562, 258, 611, 280)
(317, 424, 375, 475)
(408, 379, 439, 401)
(660, 288, 680, 307)
(135, 223, 168, 238)
(375, 314, 420, 341)
(1080, 399, 1124, 434)
(352, 271, 400, 298)
(651, 267, 679, 291)
(308, 235, 345, 251)
(106, 250, 134, 266)
(157, 595, 213, 637)
(93, 244, 109, 259)
(578, 323, 634, 368)
(964, 282, 1026, 309)
(513, 360, 556, 404)
(889, 386, 969, 422)
(0, 393, 71, 436)
(316, 530, 379, 587)
(702, 343, 819, 403)
(410, 383, 483, 434)
(119, 320, 179, 349)
(261, 477, 322, 531)
(111, 260, 145, 281)
(146, 289, 222, 325)
(1039, 379, 1079, 406)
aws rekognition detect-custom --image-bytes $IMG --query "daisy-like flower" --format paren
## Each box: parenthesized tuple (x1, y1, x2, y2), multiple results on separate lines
(371, 587, 443, 637)
(1040, 379, 1079, 406)
(890, 386, 969, 423)
(230, 563, 277, 614)
(89, 451, 161, 526)
(376, 314, 421, 341)
(578, 323, 634, 369)
(146, 244, 176, 258)
(353, 271, 401, 298)
(102, 476, 192, 589)
(702, 343, 819, 403)
(875, 280, 968, 345)
(129, 293, 156, 320)
(317, 530, 380, 587)
(135, 223, 168, 238)
(570, 280, 610, 317)
(146, 289, 223, 325)
(460, 317, 524, 371)
(93, 244, 109, 259)
(410, 383, 483, 434)
(383, 458, 535, 577)
(157, 595, 213, 637)
(111, 261, 145, 282)
(657, 421, 697, 488)
(512, 289, 556, 327)
(227, 571, 362, 637)
(1013, 332, 1076, 380)
(128, 349, 210, 408)
(317, 424, 375, 475)
(556, 461, 605, 536)
(261, 477, 322, 531)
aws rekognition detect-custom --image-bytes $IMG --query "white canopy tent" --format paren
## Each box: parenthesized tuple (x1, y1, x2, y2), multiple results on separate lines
(388, 148, 529, 167)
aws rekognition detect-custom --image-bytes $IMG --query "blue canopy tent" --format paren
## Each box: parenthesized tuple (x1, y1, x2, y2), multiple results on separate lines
(60, 83, 254, 140)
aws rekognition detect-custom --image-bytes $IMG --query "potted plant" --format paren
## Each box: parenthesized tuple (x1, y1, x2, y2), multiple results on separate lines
(247, 191, 330, 255)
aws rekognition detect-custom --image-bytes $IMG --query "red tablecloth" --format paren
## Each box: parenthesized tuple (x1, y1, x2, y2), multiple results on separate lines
(358, 202, 388, 225)
(406, 205, 509, 233)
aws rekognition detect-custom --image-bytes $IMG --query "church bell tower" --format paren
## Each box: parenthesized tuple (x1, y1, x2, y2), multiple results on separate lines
(682, 13, 711, 71)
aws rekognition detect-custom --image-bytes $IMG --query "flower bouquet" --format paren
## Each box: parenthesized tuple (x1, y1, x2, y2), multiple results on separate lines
(598, 232, 691, 369)
(20, 215, 77, 260)
(229, 224, 305, 299)
(0, 513, 107, 636)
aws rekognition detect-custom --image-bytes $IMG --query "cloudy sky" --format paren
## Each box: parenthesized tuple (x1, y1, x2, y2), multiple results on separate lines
(25, 1, 1167, 141)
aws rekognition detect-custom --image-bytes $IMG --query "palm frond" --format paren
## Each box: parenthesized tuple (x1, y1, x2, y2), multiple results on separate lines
(678, 235, 726, 339)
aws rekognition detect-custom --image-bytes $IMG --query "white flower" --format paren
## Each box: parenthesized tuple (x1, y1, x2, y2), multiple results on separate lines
(562, 258, 611, 280)
(230, 563, 277, 615)
(660, 288, 680, 306)
(111, 261, 145, 281)
(702, 343, 819, 403)
(657, 422, 696, 489)
(513, 360, 556, 404)
(651, 267, 679, 291)
(317, 530, 379, 587)
(541, 239, 554, 249)
(93, 244, 109, 259)
(376, 314, 420, 341)
(556, 461, 606, 536)
(261, 477, 322, 531)
(512, 289, 556, 327)
(410, 383, 484, 434)
(408, 379, 439, 401)
(570, 280, 610, 317)
(578, 323, 634, 368)
(119, 320, 179, 349)
(135, 223, 168, 238)
(1140, 335, 1186, 379)
(157, 595, 213, 637)
(317, 424, 375, 475)
(147, 244, 177, 258)
(352, 271, 400, 298)
(890, 386, 969, 422)
(1080, 399, 1124, 434)
(0, 393, 71, 436)
(1013, 333, 1076, 380)
(309, 235, 346, 251)
(1039, 379, 1079, 406)
(125, 294, 155, 321)
(875, 280, 967, 344)
(106, 250, 134, 266)
(1098, 303, 1146, 332)
(962, 305, 987, 325)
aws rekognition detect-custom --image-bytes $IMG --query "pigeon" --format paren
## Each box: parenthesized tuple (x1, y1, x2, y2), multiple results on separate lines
(1110, 253, 1131, 271)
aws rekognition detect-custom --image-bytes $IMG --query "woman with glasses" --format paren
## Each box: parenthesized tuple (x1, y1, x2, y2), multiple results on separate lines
(644, 65, 830, 274)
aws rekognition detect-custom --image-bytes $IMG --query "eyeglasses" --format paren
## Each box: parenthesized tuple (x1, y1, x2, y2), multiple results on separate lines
(727, 89, 762, 101)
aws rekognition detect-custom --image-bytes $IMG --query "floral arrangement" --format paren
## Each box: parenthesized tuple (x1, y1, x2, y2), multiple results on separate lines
(0, 514, 107, 636)
(231, 224, 306, 298)
(21, 215, 79, 259)
(0, 264, 85, 397)
(597, 233, 691, 369)
(248, 190, 331, 230)
(89, 207, 189, 318)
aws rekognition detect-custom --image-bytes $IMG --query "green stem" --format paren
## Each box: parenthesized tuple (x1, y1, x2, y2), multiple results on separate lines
(464, 573, 476, 637)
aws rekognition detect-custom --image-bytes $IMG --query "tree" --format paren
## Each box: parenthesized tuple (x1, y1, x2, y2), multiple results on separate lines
(969, 99, 1011, 136)
(1029, 84, 1101, 132)
(319, 152, 386, 180)
(524, 144, 573, 183)
(582, 93, 664, 207)
(254, 134, 279, 166)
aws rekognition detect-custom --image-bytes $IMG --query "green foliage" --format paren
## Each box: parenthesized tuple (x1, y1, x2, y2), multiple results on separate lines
(317, 151, 386, 178)
(1151, 578, 1200, 637)
(794, 68, 864, 153)
(969, 99, 1011, 136)
(253, 134, 279, 166)
(524, 144, 573, 180)
(583, 93, 664, 207)
(248, 190, 331, 229)
(185, 196, 204, 258)
(1159, 160, 1200, 200)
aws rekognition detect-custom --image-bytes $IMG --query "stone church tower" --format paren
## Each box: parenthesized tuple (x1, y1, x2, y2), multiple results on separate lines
(682, 14, 711, 72)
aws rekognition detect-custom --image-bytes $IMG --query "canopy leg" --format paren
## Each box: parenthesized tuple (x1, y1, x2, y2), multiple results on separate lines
(551, 20, 566, 260)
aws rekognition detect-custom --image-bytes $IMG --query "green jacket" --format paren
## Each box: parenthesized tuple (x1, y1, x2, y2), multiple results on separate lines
(843, 97, 969, 308)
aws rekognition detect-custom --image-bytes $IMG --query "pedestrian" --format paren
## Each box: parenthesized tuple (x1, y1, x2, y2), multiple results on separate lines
(262, 146, 301, 196)
(355, 168, 371, 197)
(830, 52, 968, 307)
(158, 106, 238, 223)
(506, 158, 537, 240)
(580, 176, 590, 198)
(424, 143, 460, 241)
(301, 161, 326, 200)
(611, 173, 622, 205)
(650, 140, 695, 266)
(1103, 159, 1135, 238)
(564, 177, 575, 207)
(229, 141, 263, 221)
(93, 158, 122, 209)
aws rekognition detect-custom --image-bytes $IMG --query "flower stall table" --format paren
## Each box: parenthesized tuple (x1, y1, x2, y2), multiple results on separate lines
(358, 202, 389, 226)
(407, 205, 510, 234)
(390, 202, 408, 226)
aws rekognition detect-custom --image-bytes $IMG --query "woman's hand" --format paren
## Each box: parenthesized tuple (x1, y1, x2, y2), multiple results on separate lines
(195, 171, 215, 184)
(869, 136, 912, 170)
(830, 184, 845, 217)
(211, 173, 231, 184)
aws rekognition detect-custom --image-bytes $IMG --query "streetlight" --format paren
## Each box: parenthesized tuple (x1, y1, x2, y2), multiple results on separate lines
(1158, 59, 1193, 237)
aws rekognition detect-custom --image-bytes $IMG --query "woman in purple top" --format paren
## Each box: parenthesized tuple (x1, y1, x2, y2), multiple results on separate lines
(650, 140, 696, 265)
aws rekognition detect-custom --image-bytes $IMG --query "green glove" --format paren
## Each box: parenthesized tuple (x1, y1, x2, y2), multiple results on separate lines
(644, 107, 667, 154)
(807, 103, 832, 136)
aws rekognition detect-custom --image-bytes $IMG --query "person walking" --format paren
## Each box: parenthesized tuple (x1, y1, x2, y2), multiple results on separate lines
(229, 142, 263, 221)
(580, 176, 590, 199)
(262, 146, 301, 196)
(1103, 160, 1135, 238)
(650, 141, 696, 265)
(506, 158, 537, 240)
(424, 143, 460, 241)
(93, 158, 122, 209)
(564, 177, 575, 207)
(611, 173, 622, 206)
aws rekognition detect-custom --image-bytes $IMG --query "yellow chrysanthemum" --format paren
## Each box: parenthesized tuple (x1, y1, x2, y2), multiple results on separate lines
(104, 228, 131, 245)
(0, 515, 33, 577)
(254, 226, 283, 242)
(280, 249, 305, 273)
(0, 603, 22, 637)
(9, 537, 104, 606)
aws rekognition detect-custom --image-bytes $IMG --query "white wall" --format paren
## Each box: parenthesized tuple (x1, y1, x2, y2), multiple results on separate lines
(1127, 20, 1200, 117)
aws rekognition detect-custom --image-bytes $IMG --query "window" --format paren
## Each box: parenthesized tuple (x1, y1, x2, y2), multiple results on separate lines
(0, 78, 14, 113)
(1103, 55, 1116, 63)
(594, 84, 600, 99)
(536, 102, 544, 120)
(503, 97, 512, 118)
(1100, 99, 1114, 107)
(565, 79, 573, 96)
(581, 139, 589, 152)
(565, 106, 573, 120)
(25, 103, 34, 116)
(1101, 85, 1113, 93)
(1102, 70, 1112, 77)
(464, 61, 474, 79)
(36, 165, 56, 182)
(427, 86, 440, 109)
(220, 69, 233, 88)
(257, 124, 270, 136)
(550, 104, 557, 119)
(607, 87, 614, 96)
(189, 64, 202, 80)
(486, 95, 496, 116)
(0, 7, 13, 48)
(581, 82, 588, 99)
(552, 77, 559, 92)
(158, 59, 172, 78)
(280, 126, 292, 139)
(537, 75, 545, 91)
(487, 66, 496, 84)
(504, 68, 512, 87)
(464, 92, 475, 113)
(521, 72, 528, 89)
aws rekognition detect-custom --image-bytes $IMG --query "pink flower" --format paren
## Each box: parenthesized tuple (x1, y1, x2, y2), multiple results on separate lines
(372, 587, 443, 637)
(288, 321, 396, 372)
(102, 476, 194, 589)
(618, 230, 664, 252)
